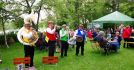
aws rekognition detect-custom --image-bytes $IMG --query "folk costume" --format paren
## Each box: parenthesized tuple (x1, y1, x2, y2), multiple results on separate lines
(46, 21, 56, 56)
(74, 24, 86, 56)
(17, 22, 38, 68)
(60, 24, 69, 57)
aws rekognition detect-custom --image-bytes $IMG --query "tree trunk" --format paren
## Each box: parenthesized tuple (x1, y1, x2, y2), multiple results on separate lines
(36, 0, 43, 32)
(1, 18, 9, 48)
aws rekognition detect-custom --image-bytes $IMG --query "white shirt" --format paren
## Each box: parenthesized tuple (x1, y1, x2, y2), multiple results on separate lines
(46, 28, 56, 34)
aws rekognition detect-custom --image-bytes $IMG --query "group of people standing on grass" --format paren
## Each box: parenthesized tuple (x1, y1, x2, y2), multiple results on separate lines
(45, 21, 87, 57)
(17, 16, 134, 70)
(17, 19, 87, 69)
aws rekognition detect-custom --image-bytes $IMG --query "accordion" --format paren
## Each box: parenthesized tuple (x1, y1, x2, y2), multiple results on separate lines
(76, 36, 83, 42)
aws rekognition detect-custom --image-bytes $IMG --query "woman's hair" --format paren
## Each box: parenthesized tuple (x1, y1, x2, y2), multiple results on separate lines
(98, 31, 105, 36)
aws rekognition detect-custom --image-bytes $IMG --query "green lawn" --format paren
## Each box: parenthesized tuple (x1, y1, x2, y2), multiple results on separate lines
(0, 42, 134, 70)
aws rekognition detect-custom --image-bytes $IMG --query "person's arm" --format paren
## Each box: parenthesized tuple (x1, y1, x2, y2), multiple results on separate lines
(46, 27, 56, 34)
(60, 29, 66, 38)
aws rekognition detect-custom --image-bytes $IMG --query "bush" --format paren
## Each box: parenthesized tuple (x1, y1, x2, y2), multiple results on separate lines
(0, 32, 18, 45)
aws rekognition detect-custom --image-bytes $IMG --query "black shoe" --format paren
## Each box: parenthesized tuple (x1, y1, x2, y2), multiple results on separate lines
(81, 53, 84, 56)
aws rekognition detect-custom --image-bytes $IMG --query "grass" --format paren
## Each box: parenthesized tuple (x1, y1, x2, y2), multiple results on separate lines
(0, 42, 134, 70)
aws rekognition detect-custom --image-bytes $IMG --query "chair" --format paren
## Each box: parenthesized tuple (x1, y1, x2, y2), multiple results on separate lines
(98, 41, 110, 55)
(89, 38, 100, 50)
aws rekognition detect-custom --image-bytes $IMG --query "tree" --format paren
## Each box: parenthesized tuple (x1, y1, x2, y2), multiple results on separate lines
(0, 1, 9, 48)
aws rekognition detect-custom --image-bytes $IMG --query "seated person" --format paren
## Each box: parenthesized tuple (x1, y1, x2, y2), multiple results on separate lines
(109, 32, 122, 51)
(129, 29, 134, 47)
(106, 31, 112, 41)
(94, 31, 108, 48)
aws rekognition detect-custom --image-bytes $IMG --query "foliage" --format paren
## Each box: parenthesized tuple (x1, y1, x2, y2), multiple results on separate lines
(13, 18, 24, 29)
(120, 2, 134, 18)
(0, 32, 18, 45)
(0, 0, 134, 30)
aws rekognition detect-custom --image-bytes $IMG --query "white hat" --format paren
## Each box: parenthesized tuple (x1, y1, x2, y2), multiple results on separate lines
(98, 31, 105, 35)
(62, 24, 67, 27)
(24, 21, 31, 25)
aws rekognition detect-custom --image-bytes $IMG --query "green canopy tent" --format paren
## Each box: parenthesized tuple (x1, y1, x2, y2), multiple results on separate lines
(93, 11, 134, 23)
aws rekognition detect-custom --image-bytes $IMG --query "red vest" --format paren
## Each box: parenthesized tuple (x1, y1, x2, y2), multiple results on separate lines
(46, 32, 56, 41)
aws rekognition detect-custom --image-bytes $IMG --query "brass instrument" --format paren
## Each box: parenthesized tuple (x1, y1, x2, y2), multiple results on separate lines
(18, 27, 39, 46)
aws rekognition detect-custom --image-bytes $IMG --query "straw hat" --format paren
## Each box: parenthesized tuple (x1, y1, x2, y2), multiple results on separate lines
(48, 21, 54, 25)
(98, 31, 105, 36)
(62, 24, 67, 27)
(79, 24, 83, 27)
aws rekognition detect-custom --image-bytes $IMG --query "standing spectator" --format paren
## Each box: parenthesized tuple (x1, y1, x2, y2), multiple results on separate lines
(122, 25, 131, 48)
(87, 29, 92, 39)
(60, 24, 69, 57)
(68, 29, 75, 48)
(92, 29, 98, 38)
(119, 23, 124, 34)
(55, 26, 61, 53)
(69, 29, 75, 37)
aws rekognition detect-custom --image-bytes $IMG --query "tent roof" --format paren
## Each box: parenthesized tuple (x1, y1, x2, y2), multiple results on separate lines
(93, 11, 134, 23)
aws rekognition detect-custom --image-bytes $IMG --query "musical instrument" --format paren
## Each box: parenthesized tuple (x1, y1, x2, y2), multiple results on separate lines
(17, 27, 39, 45)
(76, 36, 83, 42)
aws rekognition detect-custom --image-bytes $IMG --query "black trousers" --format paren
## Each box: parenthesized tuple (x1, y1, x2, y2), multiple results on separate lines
(24, 45, 34, 67)
(61, 41, 69, 57)
(76, 41, 84, 55)
(48, 40, 56, 56)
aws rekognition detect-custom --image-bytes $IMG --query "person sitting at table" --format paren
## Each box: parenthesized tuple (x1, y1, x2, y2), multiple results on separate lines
(94, 31, 107, 48)
(109, 32, 122, 51)
(129, 29, 134, 47)
(131, 29, 134, 36)
(106, 31, 112, 41)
